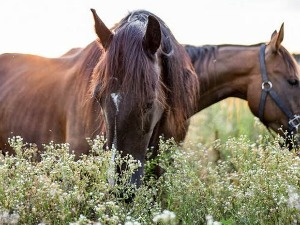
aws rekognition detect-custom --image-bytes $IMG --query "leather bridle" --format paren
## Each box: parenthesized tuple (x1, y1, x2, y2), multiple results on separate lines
(258, 44, 300, 135)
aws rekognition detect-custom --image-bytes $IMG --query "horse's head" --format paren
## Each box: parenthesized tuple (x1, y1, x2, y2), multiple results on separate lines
(90, 9, 166, 186)
(90, 9, 199, 186)
(247, 23, 300, 147)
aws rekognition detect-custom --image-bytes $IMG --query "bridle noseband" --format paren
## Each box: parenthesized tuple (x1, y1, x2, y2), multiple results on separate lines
(258, 44, 300, 134)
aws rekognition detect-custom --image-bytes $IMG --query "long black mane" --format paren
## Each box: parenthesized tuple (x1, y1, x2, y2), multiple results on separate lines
(93, 10, 199, 134)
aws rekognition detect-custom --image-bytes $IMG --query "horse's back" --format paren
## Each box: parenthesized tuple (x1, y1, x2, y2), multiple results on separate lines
(61, 48, 83, 57)
(0, 52, 70, 81)
(0, 53, 74, 151)
(0, 42, 105, 156)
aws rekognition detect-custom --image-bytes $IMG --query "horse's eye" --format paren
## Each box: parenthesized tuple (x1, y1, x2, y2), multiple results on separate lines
(143, 102, 153, 113)
(287, 78, 299, 87)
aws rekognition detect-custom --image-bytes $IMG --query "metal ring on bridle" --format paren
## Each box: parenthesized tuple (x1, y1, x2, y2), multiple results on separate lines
(261, 81, 272, 91)
(288, 115, 300, 132)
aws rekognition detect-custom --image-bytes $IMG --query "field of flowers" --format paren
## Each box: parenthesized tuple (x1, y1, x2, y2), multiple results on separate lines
(0, 98, 299, 225)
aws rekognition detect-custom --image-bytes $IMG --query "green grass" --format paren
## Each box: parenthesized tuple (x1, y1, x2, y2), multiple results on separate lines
(185, 98, 270, 144)
(0, 98, 299, 225)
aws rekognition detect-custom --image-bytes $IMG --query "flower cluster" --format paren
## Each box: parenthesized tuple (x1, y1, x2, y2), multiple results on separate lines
(153, 210, 176, 224)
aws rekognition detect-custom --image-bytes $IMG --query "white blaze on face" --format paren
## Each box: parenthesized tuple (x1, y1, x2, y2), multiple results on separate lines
(107, 92, 122, 186)
(111, 93, 121, 113)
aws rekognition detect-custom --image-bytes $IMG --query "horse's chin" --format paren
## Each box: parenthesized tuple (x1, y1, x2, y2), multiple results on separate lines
(267, 123, 285, 136)
(283, 132, 300, 151)
(267, 123, 300, 150)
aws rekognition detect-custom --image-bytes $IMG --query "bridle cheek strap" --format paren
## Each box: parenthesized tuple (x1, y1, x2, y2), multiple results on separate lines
(258, 44, 299, 134)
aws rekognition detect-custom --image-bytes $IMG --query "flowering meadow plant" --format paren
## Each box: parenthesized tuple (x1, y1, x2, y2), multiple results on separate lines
(0, 131, 299, 224)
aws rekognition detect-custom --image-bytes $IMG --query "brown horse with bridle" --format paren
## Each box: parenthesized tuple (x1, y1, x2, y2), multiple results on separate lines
(185, 23, 300, 147)
(0, 9, 199, 186)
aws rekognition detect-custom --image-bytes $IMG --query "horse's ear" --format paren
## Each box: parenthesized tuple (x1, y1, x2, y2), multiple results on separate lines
(91, 8, 113, 50)
(143, 15, 161, 55)
(271, 30, 277, 39)
(269, 23, 284, 53)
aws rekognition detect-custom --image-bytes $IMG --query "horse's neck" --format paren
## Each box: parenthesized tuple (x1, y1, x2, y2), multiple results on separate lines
(191, 45, 259, 112)
(71, 41, 101, 79)
(64, 41, 104, 136)
(66, 42, 101, 96)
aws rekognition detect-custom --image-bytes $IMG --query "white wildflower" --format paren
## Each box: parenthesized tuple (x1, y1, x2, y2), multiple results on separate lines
(153, 210, 176, 224)
(49, 187, 58, 197)
(0, 210, 10, 223)
(287, 185, 300, 210)
(8, 212, 20, 224)
(206, 215, 213, 225)
(124, 221, 141, 225)
(206, 215, 221, 225)
(213, 222, 222, 225)
(0, 210, 20, 225)
(79, 214, 87, 220)
(69, 223, 79, 225)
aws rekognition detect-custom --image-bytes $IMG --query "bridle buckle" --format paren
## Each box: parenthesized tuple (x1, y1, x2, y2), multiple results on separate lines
(289, 115, 300, 132)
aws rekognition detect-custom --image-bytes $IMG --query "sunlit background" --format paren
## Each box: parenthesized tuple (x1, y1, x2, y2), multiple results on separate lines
(0, 0, 300, 57)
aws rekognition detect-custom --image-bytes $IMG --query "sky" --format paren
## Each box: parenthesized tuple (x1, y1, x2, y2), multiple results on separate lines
(0, 0, 300, 57)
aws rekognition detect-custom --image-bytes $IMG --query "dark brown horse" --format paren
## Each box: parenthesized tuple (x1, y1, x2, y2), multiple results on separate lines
(0, 9, 199, 186)
(185, 23, 300, 146)
(90, 9, 199, 185)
